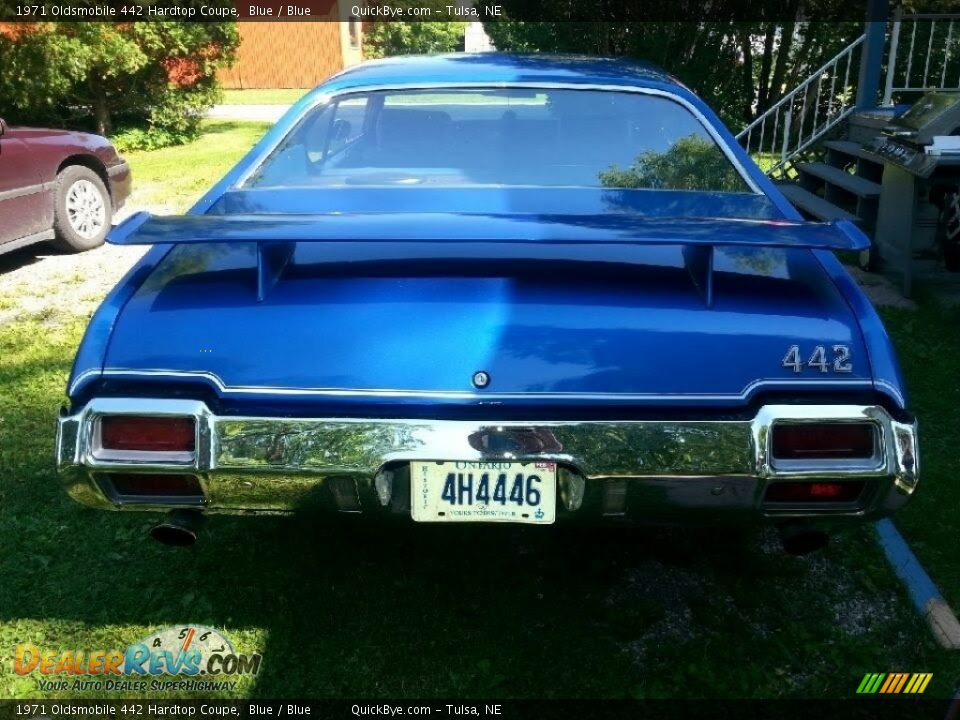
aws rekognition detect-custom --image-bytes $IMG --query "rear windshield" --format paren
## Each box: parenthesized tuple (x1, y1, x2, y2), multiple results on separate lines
(245, 88, 752, 193)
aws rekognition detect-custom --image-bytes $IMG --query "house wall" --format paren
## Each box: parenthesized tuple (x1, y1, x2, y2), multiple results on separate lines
(218, 18, 362, 90)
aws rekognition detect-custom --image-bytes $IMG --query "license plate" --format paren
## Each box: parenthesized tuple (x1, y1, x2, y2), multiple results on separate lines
(410, 461, 556, 524)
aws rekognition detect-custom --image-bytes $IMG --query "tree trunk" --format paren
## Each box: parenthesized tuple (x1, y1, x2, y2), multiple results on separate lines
(785, 23, 817, 92)
(757, 23, 776, 113)
(90, 74, 111, 136)
(769, 20, 798, 109)
(740, 29, 755, 123)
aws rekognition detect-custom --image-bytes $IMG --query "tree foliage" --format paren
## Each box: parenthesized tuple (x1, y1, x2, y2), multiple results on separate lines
(363, 0, 467, 58)
(479, 17, 867, 129)
(598, 134, 748, 191)
(0, 16, 237, 150)
(365, 21, 468, 59)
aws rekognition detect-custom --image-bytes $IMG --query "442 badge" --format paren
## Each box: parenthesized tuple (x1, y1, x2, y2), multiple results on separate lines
(14, 625, 261, 692)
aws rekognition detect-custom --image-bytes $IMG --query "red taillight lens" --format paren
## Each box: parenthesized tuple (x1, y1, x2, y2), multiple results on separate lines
(100, 416, 196, 453)
(765, 481, 865, 503)
(771, 423, 874, 460)
(105, 473, 203, 498)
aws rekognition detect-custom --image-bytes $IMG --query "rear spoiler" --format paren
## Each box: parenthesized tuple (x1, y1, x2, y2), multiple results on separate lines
(109, 211, 869, 306)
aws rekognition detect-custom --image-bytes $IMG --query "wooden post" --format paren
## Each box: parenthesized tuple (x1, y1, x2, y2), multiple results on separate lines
(857, 0, 891, 110)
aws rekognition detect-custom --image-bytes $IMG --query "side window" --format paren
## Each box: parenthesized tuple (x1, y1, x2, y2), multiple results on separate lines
(325, 97, 368, 158)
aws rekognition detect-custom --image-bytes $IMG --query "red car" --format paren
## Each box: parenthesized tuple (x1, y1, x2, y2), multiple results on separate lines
(0, 117, 132, 254)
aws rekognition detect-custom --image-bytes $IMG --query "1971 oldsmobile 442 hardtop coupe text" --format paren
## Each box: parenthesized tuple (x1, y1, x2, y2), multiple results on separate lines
(56, 55, 918, 551)
(0, 118, 131, 254)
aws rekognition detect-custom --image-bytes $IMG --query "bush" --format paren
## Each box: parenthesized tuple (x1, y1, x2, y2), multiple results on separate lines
(0, 19, 238, 149)
(109, 126, 196, 153)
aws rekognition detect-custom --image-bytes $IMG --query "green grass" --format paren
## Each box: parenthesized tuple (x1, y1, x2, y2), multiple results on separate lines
(880, 299, 960, 613)
(221, 89, 309, 105)
(124, 120, 272, 213)
(2, 312, 957, 699)
(1, 125, 959, 699)
(0, 325, 952, 699)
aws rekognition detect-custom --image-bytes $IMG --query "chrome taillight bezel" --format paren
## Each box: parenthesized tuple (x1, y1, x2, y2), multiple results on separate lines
(77, 399, 212, 471)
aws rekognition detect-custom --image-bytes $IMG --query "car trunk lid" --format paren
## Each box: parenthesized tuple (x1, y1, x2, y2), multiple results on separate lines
(101, 210, 872, 409)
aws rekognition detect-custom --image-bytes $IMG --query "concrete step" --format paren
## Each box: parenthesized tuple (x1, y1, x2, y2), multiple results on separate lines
(795, 162, 882, 198)
(776, 183, 861, 223)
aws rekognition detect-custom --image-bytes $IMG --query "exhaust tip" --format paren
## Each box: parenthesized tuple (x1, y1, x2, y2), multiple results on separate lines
(779, 522, 829, 556)
(150, 510, 205, 547)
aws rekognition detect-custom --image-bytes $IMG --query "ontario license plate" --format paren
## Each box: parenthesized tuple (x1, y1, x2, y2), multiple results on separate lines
(410, 461, 556, 524)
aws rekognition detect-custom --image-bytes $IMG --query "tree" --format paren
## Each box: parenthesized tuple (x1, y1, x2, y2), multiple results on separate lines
(363, 0, 466, 58)
(365, 21, 467, 58)
(598, 134, 748, 192)
(0, 16, 238, 149)
(477, 11, 865, 129)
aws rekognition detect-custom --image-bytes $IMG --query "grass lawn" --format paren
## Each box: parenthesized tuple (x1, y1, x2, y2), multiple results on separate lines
(880, 300, 960, 613)
(123, 120, 272, 214)
(0, 123, 959, 700)
(221, 89, 309, 105)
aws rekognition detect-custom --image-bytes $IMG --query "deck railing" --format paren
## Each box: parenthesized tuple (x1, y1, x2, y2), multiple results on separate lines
(735, 34, 865, 179)
(883, 11, 960, 105)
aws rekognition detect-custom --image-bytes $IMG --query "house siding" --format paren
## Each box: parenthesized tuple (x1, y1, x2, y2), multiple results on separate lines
(218, 18, 362, 89)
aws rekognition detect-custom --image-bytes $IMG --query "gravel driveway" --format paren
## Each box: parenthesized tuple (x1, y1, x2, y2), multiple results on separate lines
(0, 206, 152, 327)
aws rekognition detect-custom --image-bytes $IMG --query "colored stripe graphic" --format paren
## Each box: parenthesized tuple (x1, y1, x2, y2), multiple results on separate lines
(904, 674, 920, 693)
(857, 672, 932, 694)
(887, 673, 908, 693)
(879, 674, 896, 694)
(857, 673, 886, 694)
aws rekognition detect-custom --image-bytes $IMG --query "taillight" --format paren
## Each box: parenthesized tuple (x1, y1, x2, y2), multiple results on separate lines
(100, 416, 196, 453)
(771, 423, 874, 460)
(104, 473, 203, 498)
(765, 481, 865, 503)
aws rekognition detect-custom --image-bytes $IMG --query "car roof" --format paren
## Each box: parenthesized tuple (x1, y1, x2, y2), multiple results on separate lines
(320, 53, 686, 94)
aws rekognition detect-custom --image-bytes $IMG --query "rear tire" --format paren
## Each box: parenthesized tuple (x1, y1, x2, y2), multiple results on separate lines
(50, 165, 111, 252)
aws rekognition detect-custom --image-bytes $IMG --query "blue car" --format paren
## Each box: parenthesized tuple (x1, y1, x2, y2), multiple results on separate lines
(56, 55, 918, 552)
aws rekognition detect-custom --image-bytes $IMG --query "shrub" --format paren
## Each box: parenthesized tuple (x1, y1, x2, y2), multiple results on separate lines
(0, 19, 238, 149)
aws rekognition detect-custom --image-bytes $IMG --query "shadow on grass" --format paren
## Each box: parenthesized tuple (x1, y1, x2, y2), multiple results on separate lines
(0, 242, 68, 277)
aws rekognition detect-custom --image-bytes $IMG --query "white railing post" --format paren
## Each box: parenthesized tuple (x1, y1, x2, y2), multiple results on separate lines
(883, 8, 903, 105)
(781, 111, 793, 163)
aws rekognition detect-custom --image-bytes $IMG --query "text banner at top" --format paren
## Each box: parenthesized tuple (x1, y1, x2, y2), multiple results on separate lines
(1, 0, 890, 23)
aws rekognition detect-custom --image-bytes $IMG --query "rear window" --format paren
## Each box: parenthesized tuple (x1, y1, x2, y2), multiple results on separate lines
(245, 88, 751, 193)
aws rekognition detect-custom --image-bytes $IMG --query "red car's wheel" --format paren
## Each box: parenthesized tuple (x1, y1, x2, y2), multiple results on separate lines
(51, 165, 112, 252)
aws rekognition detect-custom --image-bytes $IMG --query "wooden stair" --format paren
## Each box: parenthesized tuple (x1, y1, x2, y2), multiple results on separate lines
(776, 136, 885, 238)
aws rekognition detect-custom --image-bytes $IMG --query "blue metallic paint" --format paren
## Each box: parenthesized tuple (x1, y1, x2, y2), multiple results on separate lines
(109, 211, 868, 251)
(96, 241, 871, 406)
(67, 54, 910, 414)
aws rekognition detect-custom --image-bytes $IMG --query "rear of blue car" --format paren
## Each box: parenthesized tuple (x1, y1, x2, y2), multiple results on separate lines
(55, 57, 919, 548)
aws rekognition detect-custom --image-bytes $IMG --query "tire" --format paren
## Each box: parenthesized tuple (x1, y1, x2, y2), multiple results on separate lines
(50, 165, 112, 252)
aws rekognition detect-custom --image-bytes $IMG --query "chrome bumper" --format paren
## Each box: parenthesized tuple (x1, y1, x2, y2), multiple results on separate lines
(56, 399, 919, 522)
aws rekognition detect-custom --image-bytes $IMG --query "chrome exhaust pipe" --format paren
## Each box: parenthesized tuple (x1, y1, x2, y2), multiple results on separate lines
(150, 510, 205, 547)
(778, 522, 829, 556)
